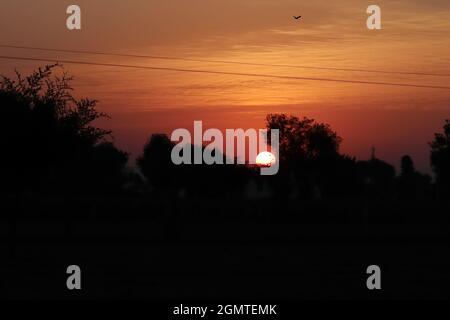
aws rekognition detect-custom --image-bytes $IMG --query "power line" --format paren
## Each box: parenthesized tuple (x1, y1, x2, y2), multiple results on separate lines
(1, 44, 450, 78)
(1, 55, 450, 90)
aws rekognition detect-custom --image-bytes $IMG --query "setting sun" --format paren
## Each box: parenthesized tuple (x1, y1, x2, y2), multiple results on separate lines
(256, 151, 276, 167)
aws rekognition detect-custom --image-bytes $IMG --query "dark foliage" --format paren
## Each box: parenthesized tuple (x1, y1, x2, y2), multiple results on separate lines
(430, 120, 450, 198)
(0, 65, 128, 195)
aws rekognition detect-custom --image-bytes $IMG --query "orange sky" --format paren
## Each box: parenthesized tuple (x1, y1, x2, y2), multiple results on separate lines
(1, 0, 450, 173)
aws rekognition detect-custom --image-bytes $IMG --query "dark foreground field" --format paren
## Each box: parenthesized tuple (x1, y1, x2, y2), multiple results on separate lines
(2, 196, 450, 300)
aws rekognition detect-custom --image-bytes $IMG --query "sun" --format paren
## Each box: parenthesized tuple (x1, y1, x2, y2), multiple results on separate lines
(256, 151, 276, 167)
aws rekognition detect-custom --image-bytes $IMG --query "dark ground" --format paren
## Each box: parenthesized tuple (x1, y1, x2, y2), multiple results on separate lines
(2, 196, 450, 300)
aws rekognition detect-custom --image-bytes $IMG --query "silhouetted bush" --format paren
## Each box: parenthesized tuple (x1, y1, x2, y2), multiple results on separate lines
(0, 65, 128, 195)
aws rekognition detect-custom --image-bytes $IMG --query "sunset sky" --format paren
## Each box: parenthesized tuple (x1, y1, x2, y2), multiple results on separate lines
(1, 0, 450, 173)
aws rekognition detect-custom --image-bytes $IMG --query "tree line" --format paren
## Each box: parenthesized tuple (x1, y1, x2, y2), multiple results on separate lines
(1, 65, 449, 204)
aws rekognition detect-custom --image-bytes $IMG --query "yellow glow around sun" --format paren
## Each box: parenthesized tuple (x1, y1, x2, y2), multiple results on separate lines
(256, 151, 276, 167)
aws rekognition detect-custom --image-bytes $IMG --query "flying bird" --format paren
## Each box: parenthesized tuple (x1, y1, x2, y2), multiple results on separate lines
(293, 15, 302, 20)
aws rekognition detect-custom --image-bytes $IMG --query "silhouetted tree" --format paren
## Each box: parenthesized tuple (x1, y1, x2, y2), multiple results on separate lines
(137, 134, 177, 190)
(265, 113, 354, 199)
(430, 120, 450, 198)
(137, 134, 250, 197)
(265, 114, 342, 163)
(0, 65, 127, 194)
(400, 155, 415, 177)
